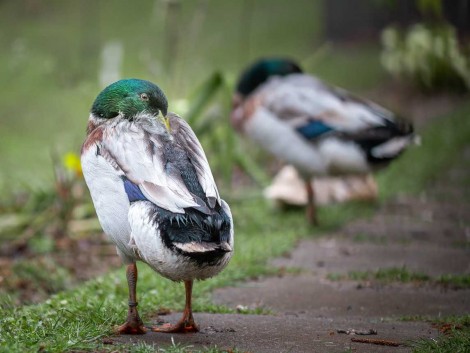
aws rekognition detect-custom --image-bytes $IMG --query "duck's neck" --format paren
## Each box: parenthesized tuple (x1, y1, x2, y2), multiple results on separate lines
(86, 114, 107, 135)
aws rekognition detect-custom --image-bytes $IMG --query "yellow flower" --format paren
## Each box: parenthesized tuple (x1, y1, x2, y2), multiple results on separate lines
(63, 152, 82, 176)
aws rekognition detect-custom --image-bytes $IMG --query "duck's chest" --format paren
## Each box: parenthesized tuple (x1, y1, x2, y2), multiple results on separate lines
(81, 147, 131, 246)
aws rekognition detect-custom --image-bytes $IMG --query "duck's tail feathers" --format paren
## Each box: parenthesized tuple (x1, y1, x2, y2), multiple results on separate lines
(370, 134, 417, 159)
(173, 241, 232, 254)
(390, 115, 415, 136)
(371, 115, 419, 159)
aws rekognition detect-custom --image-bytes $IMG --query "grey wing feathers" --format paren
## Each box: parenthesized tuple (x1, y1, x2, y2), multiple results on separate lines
(99, 118, 201, 213)
(169, 113, 221, 208)
(259, 74, 395, 133)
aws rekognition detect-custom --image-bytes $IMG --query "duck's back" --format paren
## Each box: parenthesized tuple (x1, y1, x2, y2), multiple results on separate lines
(258, 74, 396, 132)
(243, 74, 415, 175)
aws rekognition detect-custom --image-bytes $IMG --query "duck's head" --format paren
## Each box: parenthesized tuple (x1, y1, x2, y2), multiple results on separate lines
(235, 58, 302, 98)
(91, 79, 168, 121)
(231, 58, 302, 130)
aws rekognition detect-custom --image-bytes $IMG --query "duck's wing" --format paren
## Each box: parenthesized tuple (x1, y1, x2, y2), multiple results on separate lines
(85, 116, 214, 214)
(258, 74, 412, 141)
(168, 113, 221, 208)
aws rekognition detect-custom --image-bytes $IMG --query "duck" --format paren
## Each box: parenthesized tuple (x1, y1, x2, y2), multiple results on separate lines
(231, 58, 416, 225)
(81, 79, 234, 334)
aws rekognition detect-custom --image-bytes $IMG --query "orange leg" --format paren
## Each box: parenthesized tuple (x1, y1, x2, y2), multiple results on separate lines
(152, 280, 199, 333)
(305, 180, 318, 226)
(115, 263, 147, 334)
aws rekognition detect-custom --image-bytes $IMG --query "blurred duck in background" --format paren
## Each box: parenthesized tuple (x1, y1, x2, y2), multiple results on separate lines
(231, 58, 417, 225)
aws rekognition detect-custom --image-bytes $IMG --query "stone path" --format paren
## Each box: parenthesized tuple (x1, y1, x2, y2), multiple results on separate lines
(115, 148, 470, 352)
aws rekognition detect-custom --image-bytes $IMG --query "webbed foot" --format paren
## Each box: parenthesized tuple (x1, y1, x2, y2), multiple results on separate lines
(151, 310, 198, 333)
(115, 320, 147, 335)
(115, 299, 146, 335)
(151, 320, 198, 333)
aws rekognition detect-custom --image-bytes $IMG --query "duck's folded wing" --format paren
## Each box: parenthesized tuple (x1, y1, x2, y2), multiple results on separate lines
(169, 113, 221, 208)
(260, 75, 398, 140)
(99, 122, 201, 214)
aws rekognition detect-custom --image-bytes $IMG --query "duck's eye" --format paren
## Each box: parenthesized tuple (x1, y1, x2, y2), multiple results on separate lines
(140, 93, 149, 101)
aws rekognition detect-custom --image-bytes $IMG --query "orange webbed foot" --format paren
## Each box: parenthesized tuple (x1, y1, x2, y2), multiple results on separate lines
(115, 321, 147, 335)
(151, 319, 199, 333)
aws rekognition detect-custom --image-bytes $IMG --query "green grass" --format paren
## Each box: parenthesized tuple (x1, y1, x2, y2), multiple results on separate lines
(327, 267, 470, 289)
(374, 268, 430, 282)
(377, 101, 470, 199)
(412, 331, 470, 353)
(407, 315, 470, 353)
(327, 267, 431, 283)
(10, 257, 72, 295)
(437, 274, 470, 289)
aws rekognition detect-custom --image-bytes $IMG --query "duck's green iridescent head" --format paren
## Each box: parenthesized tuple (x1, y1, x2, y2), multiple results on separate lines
(91, 79, 168, 119)
(236, 58, 302, 97)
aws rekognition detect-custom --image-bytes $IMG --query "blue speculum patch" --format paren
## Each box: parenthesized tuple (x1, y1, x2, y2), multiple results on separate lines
(122, 176, 148, 202)
(296, 120, 333, 139)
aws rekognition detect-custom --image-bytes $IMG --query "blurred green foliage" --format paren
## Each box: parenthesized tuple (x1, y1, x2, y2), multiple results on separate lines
(416, 0, 442, 17)
(380, 0, 470, 93)
(381, 23, 470, 92)
(0, 0, 322, 190)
